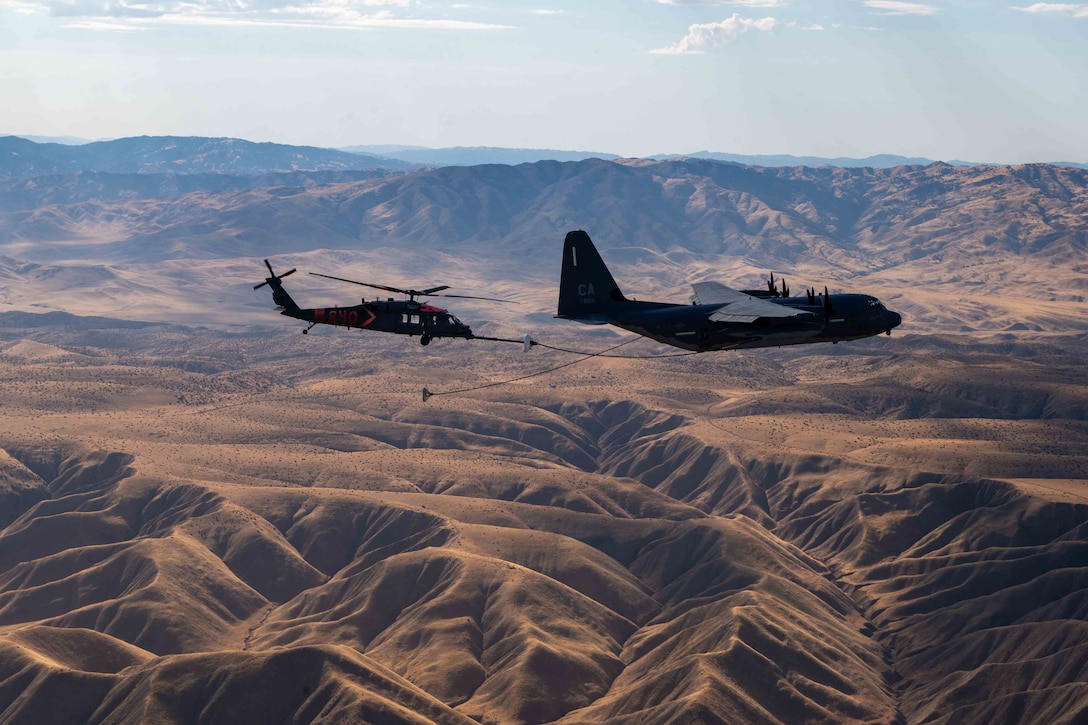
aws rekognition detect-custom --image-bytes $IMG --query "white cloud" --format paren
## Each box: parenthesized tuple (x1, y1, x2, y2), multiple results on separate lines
(651, 12, 777, 54)
(3, 0, 514, 30)
(657, 0, 781, 5)
(1011, 3, 1088, 15)
(1012, 2, 1075, 10)
(0, 0, 47, 13)
(65, 17, 146, 29)
(864, 1, 939, 15)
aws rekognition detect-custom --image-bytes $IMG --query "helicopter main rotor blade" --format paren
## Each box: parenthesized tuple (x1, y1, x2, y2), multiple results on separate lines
(309, 272, 512, 303)
(309, 273, 413, 296)
(431, 293, 515, 303)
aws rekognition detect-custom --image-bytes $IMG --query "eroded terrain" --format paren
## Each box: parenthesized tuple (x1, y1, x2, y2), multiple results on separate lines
(2, 318, 1086, 724)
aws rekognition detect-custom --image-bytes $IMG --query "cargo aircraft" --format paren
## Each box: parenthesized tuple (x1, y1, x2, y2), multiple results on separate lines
(556, 230, 902, 350)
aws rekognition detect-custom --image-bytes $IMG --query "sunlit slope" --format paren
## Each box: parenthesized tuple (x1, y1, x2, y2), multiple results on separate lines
(0, 448, 899, 724)
(0, 633, 475, 725)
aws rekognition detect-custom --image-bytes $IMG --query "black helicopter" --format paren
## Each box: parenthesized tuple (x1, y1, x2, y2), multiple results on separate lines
(557, 230, 902, 350)
(254, 260, 513, 346)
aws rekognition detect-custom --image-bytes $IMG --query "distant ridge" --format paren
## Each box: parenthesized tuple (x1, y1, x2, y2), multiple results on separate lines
(0, 310, 157, 329)
(5, 134, 1085, 177)
(342, 145, 1085, 170)
(346, 145, 971, 169)
(668, 151, 971, 168)
(347, 145, 621, 166)
(0, 169, 396, 208)
(340, 144, 429, 155)
(2, 134, 98, 145)
(0, 135, 419, 178)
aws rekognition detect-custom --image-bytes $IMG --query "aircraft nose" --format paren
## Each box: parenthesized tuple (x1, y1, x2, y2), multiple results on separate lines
(887, 310, 902, 330)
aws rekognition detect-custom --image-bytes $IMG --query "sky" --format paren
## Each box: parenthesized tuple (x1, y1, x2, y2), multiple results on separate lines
(3, 1, 1087, 162)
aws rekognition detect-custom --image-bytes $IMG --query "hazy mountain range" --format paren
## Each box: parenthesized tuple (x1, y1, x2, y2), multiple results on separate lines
(346, 146, 988, 169)
(0, 135, 417, 177)
(7, 134, 1087, 172)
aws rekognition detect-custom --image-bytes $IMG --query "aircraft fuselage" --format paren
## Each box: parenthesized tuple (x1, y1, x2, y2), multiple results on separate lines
(282, 299, 473, 340)
(607, 294, 901, 351)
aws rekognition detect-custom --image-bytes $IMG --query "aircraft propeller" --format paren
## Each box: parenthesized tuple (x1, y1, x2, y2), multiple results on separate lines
(253, 259, 297, 289)
(767, 272, 789, 298)
(309, 272, 513, 303)
(805, 286, 834, 319)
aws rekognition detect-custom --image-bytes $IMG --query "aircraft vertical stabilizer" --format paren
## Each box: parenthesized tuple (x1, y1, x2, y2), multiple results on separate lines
(556, 230, 629, 323)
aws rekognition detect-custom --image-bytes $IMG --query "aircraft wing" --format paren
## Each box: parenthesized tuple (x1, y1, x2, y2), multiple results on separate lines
(691, 281, 813, 323)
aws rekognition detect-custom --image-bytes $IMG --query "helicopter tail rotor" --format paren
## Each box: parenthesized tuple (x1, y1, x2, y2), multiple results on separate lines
(254, 260, 301, 313)
(254, 260, 297, 290)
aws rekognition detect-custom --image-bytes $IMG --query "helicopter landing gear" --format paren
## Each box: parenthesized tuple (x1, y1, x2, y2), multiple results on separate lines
(302, 323, 316, 335)
(420, 334, 432, 346)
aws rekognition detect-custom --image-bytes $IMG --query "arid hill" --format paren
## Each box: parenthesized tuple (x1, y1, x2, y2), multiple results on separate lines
(1, 315, 1085, 724)
(1, 158, 1085, 334)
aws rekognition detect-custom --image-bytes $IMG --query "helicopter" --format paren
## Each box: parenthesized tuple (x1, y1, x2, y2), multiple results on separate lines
(254, 260, 516, 346)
